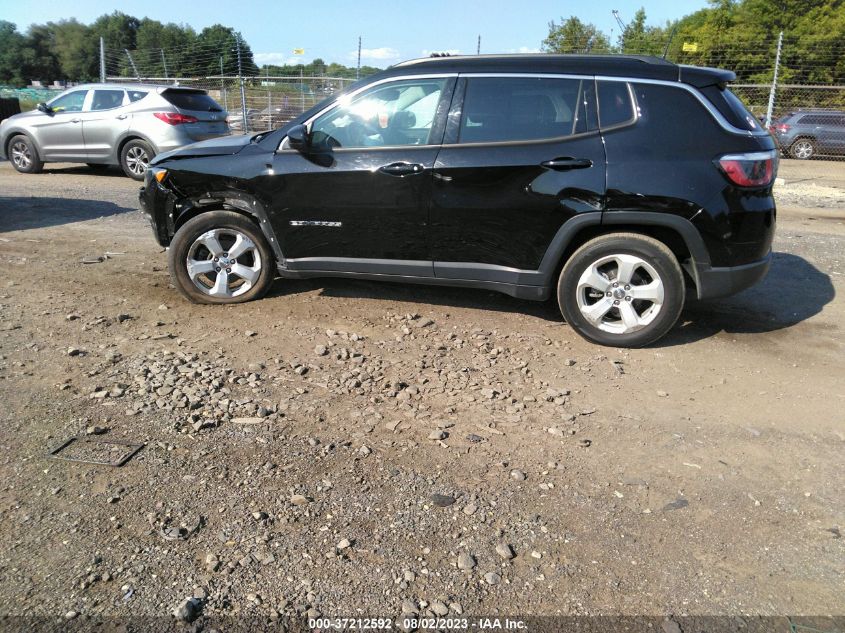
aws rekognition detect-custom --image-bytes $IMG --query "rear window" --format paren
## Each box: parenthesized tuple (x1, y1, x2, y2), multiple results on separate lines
(597, 81, 635, 128)
(162, 90, 223, 112)
(457, 76, 586, 144)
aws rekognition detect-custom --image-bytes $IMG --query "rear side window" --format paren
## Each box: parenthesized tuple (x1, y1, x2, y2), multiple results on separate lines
(127, 90, 148, 103)
(162, 90, 223, 112)
(799, 114, 843, 126)
(700, 85, 760, 132)
(597, 81, 635, 128)
(458, 76, 585, 144)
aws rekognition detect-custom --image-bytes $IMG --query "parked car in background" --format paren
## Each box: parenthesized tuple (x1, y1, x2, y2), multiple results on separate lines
(0, 84, 230, 180)
(226, 108, 261, 132)
(770, 109, 845, 159)
(140, 54, 777, 348)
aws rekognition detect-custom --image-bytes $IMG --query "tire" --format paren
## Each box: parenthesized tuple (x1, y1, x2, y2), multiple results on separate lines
(168, 211, 275, 305)
(557, 233, 685, 348)
(789, 138, 816, 160)
(120, 139, 154, 180)
(8, 135, 43, 174)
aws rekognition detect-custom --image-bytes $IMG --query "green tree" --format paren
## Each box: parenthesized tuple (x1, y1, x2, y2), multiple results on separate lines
(542, 17, 612, 54)
(0, 21, 26, 85)
(618, 9, 668, 55)
(49, 19, 97, 81)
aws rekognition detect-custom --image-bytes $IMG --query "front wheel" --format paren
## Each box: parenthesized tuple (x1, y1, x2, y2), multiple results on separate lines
(168, 211, 275, 304)
(558, 233, 685, 348)
(8, 135, 43, 174)
(120, 139, 154, 180)
(789, 138, 816, 160)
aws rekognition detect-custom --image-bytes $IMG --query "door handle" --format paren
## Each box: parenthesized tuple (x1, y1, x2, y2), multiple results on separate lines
(432, 172, 453, 182)
(540, 157, 593, 171)
(378, 162, 424, 176)
(70, 118, 81, 124)
(116, 114, 128, 120)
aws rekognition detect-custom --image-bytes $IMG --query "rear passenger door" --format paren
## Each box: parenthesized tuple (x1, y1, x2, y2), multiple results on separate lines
(430, 75, 605, 281)
(81, 88, 129, 161)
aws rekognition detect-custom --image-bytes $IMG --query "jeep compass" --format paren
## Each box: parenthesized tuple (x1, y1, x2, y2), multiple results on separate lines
(139, 54, 777, 347)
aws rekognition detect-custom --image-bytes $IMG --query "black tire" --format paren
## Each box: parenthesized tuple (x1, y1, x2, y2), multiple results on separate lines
(557, 233, 685, 348)
(7, 134, 43, 174)
(119, 139, 154, 180)
(789, 137, 816, 160)
(168, 211, 275, 305)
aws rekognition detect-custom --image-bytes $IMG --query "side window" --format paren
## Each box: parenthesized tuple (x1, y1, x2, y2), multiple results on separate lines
(799, 115, 821, 125)
(597, 81, 635, 129)
(90, 89, 126, 111)
(48, 90, 87, 113)
(458, 76, 583, 144)
(127, 90, 148, 103)
(310, 78, 447, 149)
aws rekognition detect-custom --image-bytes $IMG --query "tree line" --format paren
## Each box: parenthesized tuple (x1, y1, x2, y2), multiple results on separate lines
(543, 0, 845, 84)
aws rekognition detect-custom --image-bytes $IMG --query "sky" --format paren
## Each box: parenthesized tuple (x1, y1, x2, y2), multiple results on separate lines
(0, 0, 710, 67)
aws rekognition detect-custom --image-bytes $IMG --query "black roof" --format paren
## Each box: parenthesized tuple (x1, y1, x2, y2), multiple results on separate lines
(385, 54, 734, 87)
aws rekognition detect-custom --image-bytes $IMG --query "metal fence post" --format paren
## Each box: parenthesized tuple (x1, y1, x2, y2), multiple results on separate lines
(236, 34, 248, 132)
(765, 31, 784, 128)
(99, 38, 105, 83)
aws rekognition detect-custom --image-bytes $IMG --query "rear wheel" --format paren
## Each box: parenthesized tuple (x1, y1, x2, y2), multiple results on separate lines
(558, 233, 685, 348)
(168, 211, 275, 304)
(120, 139, 154, 180)
(790, 138, 816, 160)
(8, 135, 43, 174)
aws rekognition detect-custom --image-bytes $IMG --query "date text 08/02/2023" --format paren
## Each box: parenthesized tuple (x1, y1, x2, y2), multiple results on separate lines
(309, 617, 528, 630)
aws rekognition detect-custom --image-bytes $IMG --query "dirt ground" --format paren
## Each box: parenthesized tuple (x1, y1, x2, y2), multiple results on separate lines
(0, 158, 842, 631)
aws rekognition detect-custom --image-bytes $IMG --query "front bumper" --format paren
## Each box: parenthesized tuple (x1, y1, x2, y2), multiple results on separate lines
(695, 251, 772, 299)
(139, 173, 176, 247)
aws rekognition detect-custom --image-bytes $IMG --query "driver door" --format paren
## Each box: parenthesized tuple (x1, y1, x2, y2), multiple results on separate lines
(33, 89, 89, 160)
(267, 76, 455, 275)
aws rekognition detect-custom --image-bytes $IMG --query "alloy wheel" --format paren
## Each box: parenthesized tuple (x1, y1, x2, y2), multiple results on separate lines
(792, 140, 814, 159)
(575, 253, 665, 335)
(186, 229, 262, 298)
(125, 146, 150, 176)
(10, 141, 32, 170)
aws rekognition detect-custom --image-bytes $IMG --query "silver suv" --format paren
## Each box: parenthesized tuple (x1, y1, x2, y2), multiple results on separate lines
(0, 84, 230, 180)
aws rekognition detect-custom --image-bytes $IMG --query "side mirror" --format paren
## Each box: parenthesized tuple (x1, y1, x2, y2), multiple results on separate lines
(287, 124, 309, 151)
(36, 103, 52, 114)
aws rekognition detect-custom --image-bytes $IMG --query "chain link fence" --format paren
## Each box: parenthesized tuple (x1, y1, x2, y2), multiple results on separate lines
(101, 35, 845, 160)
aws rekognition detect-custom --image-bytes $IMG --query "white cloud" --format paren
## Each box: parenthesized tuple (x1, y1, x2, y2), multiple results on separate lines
(349, 47, 401, 62)
(420, 49, 463, 57)
(506, 46, 541, 54)
(254, 52, 310, 66)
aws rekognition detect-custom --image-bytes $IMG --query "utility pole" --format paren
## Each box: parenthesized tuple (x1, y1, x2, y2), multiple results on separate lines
(765, 31, 784, 129)
(477, 35, 481, 55)
(236, 34, 248, 132)
(99, 37, 105, 83)
(356, 36, 362, 80)
(161, 49, 169, 81)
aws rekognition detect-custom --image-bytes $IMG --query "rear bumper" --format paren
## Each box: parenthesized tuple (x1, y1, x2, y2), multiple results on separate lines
(695, 251, 772, 299)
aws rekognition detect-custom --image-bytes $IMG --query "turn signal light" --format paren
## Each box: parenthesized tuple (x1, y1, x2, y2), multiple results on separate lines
(153, 112, 198, 125)
(154, 169, 168, 183)
(716, 151, 777, 188)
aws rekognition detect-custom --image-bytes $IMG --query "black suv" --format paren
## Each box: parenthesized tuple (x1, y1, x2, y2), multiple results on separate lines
(139, 54, 777, 347)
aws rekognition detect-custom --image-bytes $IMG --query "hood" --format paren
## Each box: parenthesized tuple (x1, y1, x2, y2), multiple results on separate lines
(151, 133, 255, 165)
(1, 109, 46, 126)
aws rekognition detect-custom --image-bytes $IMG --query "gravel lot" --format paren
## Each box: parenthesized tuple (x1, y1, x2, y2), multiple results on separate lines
(0, 159, 843, 631)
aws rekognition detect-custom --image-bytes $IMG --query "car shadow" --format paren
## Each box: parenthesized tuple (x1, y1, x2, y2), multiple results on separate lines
(657, 251, 835, 346)
(39, 165, 128, 178)
(267, 251, 834, 343)
(0, 196, 135, 232)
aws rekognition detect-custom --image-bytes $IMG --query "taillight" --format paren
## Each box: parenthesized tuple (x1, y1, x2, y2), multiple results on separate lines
(154, 112, 198, 125)
(775, 123, 790, 133)
(716, 151, 777, 188)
